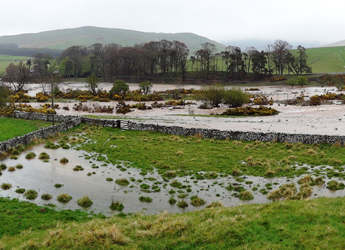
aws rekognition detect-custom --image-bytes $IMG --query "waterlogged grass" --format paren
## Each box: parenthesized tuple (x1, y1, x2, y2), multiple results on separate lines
(75, 125, 345, 178)
(0, 118, 52, 142)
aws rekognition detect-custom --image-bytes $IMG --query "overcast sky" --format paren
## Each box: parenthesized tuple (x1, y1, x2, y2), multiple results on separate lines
(0, 0, 343, 46)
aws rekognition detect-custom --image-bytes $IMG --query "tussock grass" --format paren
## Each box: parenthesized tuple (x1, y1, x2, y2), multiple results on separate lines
(1, 183, 12, 190)
(41, 194, 52, 200)
(239, 190, 254, 200)
(7, 167, 15, 172)
(25, 152, 36, 160)
(57, 194, 72, 203)
(77, 196, 93, 208)
(38, 152, 50, 160)
(24, 190, 38, 200)
(59, 157, 69, 164)
(4, 197, 345, 249)
(110, 201, 124, 211)
(115, 179, 130, 186)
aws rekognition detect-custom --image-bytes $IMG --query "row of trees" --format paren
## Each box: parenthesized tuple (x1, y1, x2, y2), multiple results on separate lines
(56, 39, 311, 82)
(2, 39, 312, 90)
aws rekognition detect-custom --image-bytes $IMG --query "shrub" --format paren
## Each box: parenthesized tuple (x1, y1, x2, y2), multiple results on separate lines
(195, 84, 225, 108)
(57, 194, 72, 203)
(270, 76, 287, 82)
(309, 95, 322, 106)
(109, 80, 129, 99)
(223, 88, 250, 107)
(77, 196, 93, 208)
(106, 178, 113, 182)
(24, 190, 38, 200)
(222, 106, 279, 116)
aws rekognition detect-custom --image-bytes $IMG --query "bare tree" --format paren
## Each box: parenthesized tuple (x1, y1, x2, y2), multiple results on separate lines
(3, 61, 31, 92)
(199, 42, 216, 80)
(271, 40, 292, 75)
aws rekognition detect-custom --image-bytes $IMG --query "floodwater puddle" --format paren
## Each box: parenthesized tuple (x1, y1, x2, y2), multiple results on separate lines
(1, 144, 345, 215)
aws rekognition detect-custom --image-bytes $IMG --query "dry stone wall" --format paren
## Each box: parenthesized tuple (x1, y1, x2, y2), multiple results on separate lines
(1, 111, 345, 154)
(126, 121, 345, 145)
(0, 112, 81, 153)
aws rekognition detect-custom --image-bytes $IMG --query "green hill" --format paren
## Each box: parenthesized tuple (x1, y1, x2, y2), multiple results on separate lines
(306, 46, 345, 73)
(0, 26, 226, 55)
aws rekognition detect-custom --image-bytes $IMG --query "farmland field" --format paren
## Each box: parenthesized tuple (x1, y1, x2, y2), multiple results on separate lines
(0, 55, 32, 74)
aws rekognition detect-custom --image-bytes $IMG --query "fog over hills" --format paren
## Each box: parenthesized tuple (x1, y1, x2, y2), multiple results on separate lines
(324, 40, 345, 47)
(221, 39, 325, 51)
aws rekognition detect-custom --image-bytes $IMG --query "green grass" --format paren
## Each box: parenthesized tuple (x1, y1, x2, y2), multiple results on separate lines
(75, 125, 345, 178)
(2, 197, 345, 249)
(306, 46, 345, 73)
(0, 198, 103, 238)
(0, 55, 32, 73)
(0, 118, 52, 142)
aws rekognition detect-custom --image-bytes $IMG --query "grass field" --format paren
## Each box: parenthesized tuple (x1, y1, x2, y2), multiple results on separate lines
(0, 55, 31, 74)
(1, 196, 345, 249)
(185, 46, 345, 74)
(306, 46, 345, 73)
(0, 117, 52, 141)
(75, 125, 345, 179)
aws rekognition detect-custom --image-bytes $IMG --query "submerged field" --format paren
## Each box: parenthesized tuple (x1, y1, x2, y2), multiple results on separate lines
(2, 120, 345, 248)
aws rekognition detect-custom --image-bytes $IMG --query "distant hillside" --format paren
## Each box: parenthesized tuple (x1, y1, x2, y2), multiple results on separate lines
(0, 26, 226, 55)
(306, 46, 345, 73)
(324, 40, 345, 47)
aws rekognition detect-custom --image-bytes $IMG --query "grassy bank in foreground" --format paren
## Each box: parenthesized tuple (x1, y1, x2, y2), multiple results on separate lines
(0, 198, 104, 239)
(1, 196, 345, 249)
(75, 125, 345, 178)
(0, 118, 52, 142)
